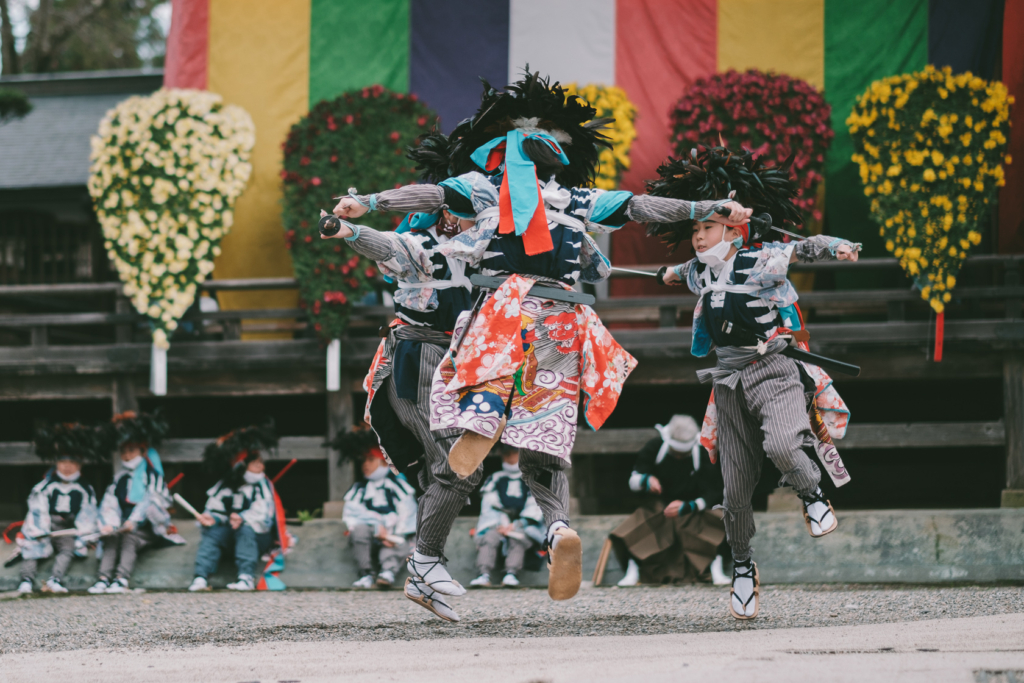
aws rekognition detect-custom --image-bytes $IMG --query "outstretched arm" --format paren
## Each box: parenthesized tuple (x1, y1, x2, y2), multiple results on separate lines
(319, 211, 436, 283)
(332, 185, 446, 218)
(626, 196, 752, 226)
(790, 234, 861, 264)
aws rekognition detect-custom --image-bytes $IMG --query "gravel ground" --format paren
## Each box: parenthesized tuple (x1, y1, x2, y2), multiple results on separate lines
(0, 584, 1021, 654)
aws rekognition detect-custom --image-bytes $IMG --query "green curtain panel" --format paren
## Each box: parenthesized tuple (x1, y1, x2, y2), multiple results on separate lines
(309, 0, 411, 107)
(824, 0, 928, 265)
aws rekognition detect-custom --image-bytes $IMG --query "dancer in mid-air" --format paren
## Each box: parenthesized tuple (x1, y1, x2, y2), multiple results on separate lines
(650, 145, 859, 619)
(327, 69, 753, 610)
(319, 132, 485, 621)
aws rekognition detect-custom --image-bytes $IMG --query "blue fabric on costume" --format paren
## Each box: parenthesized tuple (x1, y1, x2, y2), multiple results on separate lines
(438, 177, 476, 218)
(392, 341, 424, 402)
(590, 191, 633, 226)
(395, 211, 439, 235)
(128, 448, 163, 505)
(469, 130, 569, 237)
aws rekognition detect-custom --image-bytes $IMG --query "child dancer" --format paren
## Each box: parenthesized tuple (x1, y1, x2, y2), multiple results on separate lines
(89, 411, 184, 594)
(321, 133, 483, 620)
(188, 424, 278, 592)
(329, 70, 751, 604)
(18, 422, 102, 594)
(651, 145, 859, 619)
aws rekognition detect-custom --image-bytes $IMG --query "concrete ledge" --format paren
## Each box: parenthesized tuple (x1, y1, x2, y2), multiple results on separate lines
(2, 509, 1022, 591)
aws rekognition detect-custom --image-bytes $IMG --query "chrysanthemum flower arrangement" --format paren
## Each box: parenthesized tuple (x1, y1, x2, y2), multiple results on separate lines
(88, 89, 255, 348)
(849, 66, 1012, 312)
(281, 85, 437, 340)
(565, 84, 637, 190)
(671, 69, 833, 225)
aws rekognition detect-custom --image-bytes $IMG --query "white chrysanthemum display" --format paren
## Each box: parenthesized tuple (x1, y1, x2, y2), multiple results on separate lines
(88, 88, 255, 349)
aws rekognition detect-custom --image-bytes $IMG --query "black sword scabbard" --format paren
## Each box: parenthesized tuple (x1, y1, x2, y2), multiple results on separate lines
(778, 345, 861, 377)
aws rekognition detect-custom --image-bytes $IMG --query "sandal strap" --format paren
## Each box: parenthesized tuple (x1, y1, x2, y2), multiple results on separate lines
(801, 494, 833, 525)
(732, 562, 758, 609)
(733, 563, 756, 580)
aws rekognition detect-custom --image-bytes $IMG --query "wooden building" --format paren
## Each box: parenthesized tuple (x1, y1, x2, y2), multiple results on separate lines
(1, 70, 1021, 521)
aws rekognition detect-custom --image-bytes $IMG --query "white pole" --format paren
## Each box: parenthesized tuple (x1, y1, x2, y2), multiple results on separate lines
(172, 493, 204, 521)
(150, 343, 167, 396)
(326, 338, 341, 392)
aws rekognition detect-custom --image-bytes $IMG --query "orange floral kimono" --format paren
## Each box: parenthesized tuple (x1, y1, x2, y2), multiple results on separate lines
(429, 274, 636, 462)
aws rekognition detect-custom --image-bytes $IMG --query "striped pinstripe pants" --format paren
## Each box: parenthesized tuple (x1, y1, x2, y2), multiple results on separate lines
(385, 341, 483, 558)
(715, 354, 821, 562)
(517, 449, 571, 527)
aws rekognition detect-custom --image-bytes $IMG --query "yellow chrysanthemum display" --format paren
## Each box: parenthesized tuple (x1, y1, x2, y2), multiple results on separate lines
(566, 83, 637, 190)
(848, 65, 1012, 313)
(88, 89, 255, 348)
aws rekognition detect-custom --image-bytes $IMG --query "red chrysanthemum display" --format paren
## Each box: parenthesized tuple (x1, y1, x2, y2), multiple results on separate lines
(670, 69, 833, 225)
(281, 86, 437, 340)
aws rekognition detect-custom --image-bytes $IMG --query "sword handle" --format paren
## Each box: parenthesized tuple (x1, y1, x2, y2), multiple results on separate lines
(714, 206, 771, 232)
(655, 266, 670, 286)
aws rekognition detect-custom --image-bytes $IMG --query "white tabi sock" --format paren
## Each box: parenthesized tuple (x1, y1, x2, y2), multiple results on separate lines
(547, 521, 569, 550)
(731, 560, 757, 618)
(408, 551, 465, 596)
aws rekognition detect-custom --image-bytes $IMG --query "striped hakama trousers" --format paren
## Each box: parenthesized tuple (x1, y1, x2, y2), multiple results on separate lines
(714, 354, 821, 562)
(385, 340, 483, 557)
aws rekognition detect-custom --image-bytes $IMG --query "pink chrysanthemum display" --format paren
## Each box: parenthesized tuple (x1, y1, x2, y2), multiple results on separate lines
(670, 69, 833, 226)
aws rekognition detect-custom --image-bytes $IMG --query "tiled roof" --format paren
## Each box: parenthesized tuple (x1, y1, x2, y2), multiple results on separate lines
(0, 70, 163, 190)
(0, 93, 129, 189)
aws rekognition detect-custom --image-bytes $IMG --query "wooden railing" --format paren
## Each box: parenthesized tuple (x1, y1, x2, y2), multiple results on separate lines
(1, 254, 1022, 347)
(0, 421, 1005, 465)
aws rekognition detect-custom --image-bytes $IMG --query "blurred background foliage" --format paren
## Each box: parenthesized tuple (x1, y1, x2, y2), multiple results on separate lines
(0, 0, 169, 76)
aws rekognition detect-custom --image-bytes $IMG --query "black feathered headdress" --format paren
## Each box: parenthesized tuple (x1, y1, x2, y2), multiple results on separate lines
(105, 410, 170, 451)
(202, 421, 278, 488)
(324, 426, 381, 467)
(407, 131, 457, 184)
(645, 145, 802, 253)
(33, 421, 108, 464)
(445, 68, 612, 188)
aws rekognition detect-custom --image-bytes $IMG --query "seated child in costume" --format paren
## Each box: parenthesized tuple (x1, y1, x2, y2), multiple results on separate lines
(188, 424, 278, 592)
(17, 422, 101, 594)
(469, 445, 545, 589)
(89, 411, 184, 593)
(335, 429, 417, 589)
(615, 414, 729, 587)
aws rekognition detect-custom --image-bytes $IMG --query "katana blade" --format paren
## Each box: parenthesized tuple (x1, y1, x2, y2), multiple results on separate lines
(609, 266, 660, 277)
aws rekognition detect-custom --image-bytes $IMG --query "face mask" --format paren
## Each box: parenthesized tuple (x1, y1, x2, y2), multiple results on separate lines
(695, 228, 745, 269)
(366, 465, 389, 481)
(501, 461, 520, 474)
(56, 470, 81, 482)
(243, 470, 264, 484)
(122, 455, 143, 470)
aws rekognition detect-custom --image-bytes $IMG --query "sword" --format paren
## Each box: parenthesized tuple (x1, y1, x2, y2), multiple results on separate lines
(610, 266, 660, 277)
(713, 207, 806, 241)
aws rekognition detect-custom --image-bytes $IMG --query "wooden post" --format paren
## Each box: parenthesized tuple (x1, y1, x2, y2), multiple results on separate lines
(111, 375, 138, 475)
(326, 372, 354, 505)
(1005, 262, 1021, 320)
(115, 295, 133, 344)
(1003, 353, 1024, 507)
(30, 325, 47, 346)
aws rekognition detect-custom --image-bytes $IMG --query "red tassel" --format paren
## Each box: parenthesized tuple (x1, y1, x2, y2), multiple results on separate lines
(522, 197, 553, 255)
(271, 458, 297, 485)
(497, 171, 554, 254)
(933, 311, 944, 362)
